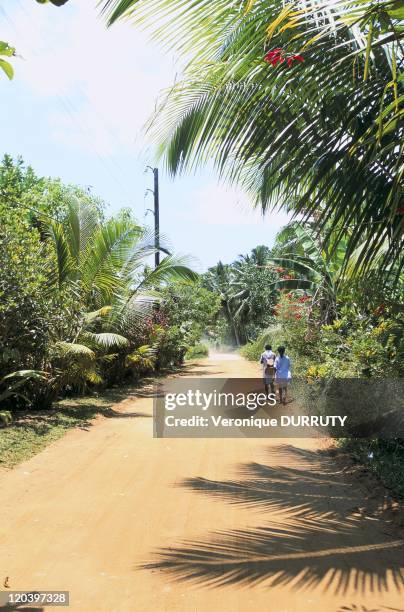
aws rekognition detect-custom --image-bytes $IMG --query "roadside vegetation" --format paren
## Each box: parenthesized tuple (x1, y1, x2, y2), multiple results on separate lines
(0, 156, 215, 430)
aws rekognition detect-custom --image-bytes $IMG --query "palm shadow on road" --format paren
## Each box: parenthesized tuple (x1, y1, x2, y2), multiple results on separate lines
(140, 444, 404, 595)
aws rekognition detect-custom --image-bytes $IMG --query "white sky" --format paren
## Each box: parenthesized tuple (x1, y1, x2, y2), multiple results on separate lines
(0, 1, 289, 269)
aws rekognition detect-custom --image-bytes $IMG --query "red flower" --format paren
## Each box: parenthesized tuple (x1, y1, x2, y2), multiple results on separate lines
(396, 206, 404, 214)
(287, 54, 304, 67)
(264, 48, 284, 66)
(264, 48, 304, 68)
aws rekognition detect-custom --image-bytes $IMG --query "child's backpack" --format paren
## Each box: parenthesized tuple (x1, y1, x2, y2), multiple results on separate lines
(265, 356, 275, 376)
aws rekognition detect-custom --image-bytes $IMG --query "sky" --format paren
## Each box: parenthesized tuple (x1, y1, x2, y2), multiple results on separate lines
(0, 1, 289, 270)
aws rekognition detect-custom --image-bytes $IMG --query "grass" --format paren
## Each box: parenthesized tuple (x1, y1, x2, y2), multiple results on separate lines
(338, 439, 404, 499)
(0, 364, 193, 470)
(0, 386, 143, 469)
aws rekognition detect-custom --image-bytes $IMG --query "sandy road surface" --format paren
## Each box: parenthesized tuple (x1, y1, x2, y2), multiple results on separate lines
(0, 354, 403, 612)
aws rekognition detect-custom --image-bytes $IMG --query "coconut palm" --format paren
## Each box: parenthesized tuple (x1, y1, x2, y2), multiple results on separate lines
(203, 262, 242, 345)
(45, 197, 196, 301)
(229, 247, 277, 340)
(204, 248, 277, 344)
(100, 0, 403, 276)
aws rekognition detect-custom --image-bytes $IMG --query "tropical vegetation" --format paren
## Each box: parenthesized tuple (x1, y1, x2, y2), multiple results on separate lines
(0, 156, 199, 425)
(100, 0, 403, 278)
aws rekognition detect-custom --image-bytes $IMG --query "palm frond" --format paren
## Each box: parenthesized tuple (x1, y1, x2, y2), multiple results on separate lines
(134, 255, 198, 292)
(81, 331, 130, 349)
(53, 341, 96, 360)
(100, 0, 403, 273)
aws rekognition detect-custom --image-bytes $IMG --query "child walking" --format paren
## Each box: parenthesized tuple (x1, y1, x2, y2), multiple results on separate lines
(274, 346, 291, 405)
(260, 344, 276, 396)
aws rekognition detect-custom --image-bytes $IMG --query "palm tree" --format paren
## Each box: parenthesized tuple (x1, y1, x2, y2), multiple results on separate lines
(229, 246, 277, 341)
(43, 198, 197, 390)
(45, 197, 196, 302)
(100, 0, 403, 276)
(204, 262, 242, 346)
(204, 248, 277, 344)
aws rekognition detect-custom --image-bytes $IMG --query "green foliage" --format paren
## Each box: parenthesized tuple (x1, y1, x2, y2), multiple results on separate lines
(270, 222, 346, 324)
(0, 155, 105, 222)
(39, 194, 196, 395)
(0, 156, 197, 417)
(231, 248, 279, 340)
(0, 411, 12, 428)
(203, 246, 278, 345)
(0, 169, 81, 403)
(161, 280, 221, 346)
(125, 345, 156, 378)
(340, 439, 404, 499)
(102, 0, 403, 274)
(0, 371, 48, 406)
(0, 41, 15, 80)
(186, 343, 209, 360)
(306, 310, 403, 379)
(154, 325, 189, 369)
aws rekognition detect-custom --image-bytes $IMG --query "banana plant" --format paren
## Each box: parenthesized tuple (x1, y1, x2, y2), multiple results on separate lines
(269, 222, 347, 324)
(0, 370, 47, 405)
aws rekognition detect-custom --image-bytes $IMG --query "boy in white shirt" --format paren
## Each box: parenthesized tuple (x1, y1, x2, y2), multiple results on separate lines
(274, 345, 292, 405)
(260, 344, 276, 396)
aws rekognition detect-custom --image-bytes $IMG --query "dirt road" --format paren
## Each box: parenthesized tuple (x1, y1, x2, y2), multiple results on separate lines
(0, 355, 403, 611)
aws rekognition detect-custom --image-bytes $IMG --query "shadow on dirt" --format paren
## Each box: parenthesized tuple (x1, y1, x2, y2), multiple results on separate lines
(141, 444, 404, 595)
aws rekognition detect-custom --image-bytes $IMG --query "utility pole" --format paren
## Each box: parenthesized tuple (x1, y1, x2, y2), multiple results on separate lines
(146, 166, 160, 268)
(153, 168, 160, 268)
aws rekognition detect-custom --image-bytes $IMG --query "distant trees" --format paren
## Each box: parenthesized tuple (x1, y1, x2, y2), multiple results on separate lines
(203, 247, 278, 345)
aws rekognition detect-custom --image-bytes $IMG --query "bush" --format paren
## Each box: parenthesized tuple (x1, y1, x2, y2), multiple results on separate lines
(124, 346, 156, 379)
(155, 325, 188, 369)
(339, 438, 404, 499)
(161, 280, 220, 346)
(0, 410, 12, 428)
(306, 312, 403, 379)
(185, 343, 209, 360)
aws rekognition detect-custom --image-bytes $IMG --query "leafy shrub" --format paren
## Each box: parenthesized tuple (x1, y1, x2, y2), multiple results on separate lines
(161, 281, 220, 346)
(0, 156, 197, 414)
(306, 312, 403, 379)
(154, 325, 188, 369)
(185, 343, 209, 360)
(0, 411, 12, 428)
(125, 345, 156, 378)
